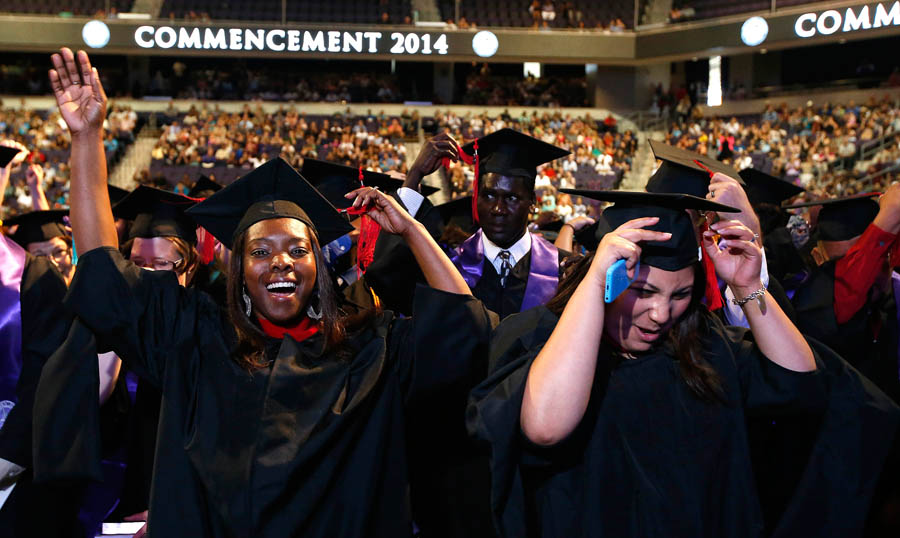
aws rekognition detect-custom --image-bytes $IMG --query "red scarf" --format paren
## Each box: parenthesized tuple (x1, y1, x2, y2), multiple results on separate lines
(257, 315, 320, 342)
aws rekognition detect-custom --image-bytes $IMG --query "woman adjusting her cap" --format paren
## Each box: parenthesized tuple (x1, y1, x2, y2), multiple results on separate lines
(469, 190, 826, 538)
(50, 47, 490, 538)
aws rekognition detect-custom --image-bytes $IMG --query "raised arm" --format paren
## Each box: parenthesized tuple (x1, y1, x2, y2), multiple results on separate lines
(347, 186, 470, 295)
(704, 220, 816, 372)
(0, 140, 28, 209)
(521, 218, 669, 446)
(554, 215, 595, 251)
(26, 164, 50, 211)
(49, 47, 116, 252)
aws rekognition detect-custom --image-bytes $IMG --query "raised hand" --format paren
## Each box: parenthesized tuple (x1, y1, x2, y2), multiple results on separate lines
(345, 187, 416, 237)
(591, 217, 671, 281)
(702, 219, 762, 294)
(873, 181, 900, 234)
(0, 140, 28, 170)
(707, 172, 761, 239)
(48, 48, 107, 136)
(405, 131, 461, 190)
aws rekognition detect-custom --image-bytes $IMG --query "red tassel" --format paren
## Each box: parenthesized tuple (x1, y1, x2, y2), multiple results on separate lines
(443, 139, 479, 223)
(699, 221, 724, 311)
(345, 170, 381, 278)
(196, 226, 217, 265)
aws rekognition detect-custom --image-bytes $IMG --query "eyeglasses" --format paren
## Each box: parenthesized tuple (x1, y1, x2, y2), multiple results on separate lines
(34, 247, 70, 264)
(132, 257, 184, 272)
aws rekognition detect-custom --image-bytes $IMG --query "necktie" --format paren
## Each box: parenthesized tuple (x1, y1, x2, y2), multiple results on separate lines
(498, 250, 512, 287)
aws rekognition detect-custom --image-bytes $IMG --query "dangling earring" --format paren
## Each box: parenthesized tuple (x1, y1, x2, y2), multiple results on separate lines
(242, 286, 252, 317)
(306, 290, 323, 320)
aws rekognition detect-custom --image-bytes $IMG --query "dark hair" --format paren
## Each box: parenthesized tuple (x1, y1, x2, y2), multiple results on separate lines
(121, 236, 200, 287)
(226, 221, 371, 370)
(546, 252, 724, 402)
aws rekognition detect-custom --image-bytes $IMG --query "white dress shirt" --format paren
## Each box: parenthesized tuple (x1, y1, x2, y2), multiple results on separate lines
(482, 232, 532, 275)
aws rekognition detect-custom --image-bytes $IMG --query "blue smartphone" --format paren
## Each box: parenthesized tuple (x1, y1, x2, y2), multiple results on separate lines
(605, 258, 638, 303)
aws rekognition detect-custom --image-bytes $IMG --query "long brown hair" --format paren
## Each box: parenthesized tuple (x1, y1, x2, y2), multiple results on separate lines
(546, 252, 724, 403)
(226, 222, 371, 370)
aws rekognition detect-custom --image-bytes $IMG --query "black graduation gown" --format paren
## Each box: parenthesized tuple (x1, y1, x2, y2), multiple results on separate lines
(64, 247, 490, 538)
(789, 261, 900, 401)
(0, 255, 77, 538)
(469, 305, 897, 538)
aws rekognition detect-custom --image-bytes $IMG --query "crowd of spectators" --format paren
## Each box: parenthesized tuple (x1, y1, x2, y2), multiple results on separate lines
(146, 62, 411, 103)
(662, 96, 900, 198)
(145, 103, 414, 192)
(460, 67, 588, 108)
(0, 103, 138, 218)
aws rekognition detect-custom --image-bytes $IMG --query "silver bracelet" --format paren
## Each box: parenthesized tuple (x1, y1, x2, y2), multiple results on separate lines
(732, 286, 767, 307)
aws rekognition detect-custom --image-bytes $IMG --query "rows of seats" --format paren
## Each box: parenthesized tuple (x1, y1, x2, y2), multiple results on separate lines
(0, 0, 131, 15)
(158, 0, 411, 24)
(438, 0, 634, 29)
(670, 0, 821, 22)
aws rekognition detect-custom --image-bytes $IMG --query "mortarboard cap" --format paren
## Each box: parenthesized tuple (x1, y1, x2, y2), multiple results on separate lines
(563, 190, 739, 271)
(186, 157, 353, 250)
(187, 176, 223, 199)
(302, 158, 438, 210)
(107, 184, 130, 206)
(435, 196, 476, 232)
(784, 193, 880, 241)
(646, 140, 744, 199)
(0, 145, 24, 168)
(461, 128, 570, 183)
(738, 168, 805, 207)
(6, 209, 69, 248)
(113, 186, 199, 244)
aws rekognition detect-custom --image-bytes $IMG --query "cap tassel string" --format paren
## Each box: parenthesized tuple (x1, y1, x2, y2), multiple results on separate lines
(443, 138, 479, 224)
(344, 165, 381, 278)
(692, 159, 724, 312)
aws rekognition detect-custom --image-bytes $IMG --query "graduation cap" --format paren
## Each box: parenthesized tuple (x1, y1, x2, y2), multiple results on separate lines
(460, 128, 570, 223)
(6, 209, 69, 248)
(646, 140, 744, 199)
(107, 184, 130, 206)
(738, 168, 805, 207)
(435, 195, 477, 233)
(784, 193, 880, 242)
(187, 176, 222, 199)
(573, 216, 612, 251)
(113, 186, 199, 244)
(302, 158, 438, 211)
(0, 145, 24, 168)
(564, 190, 739, 271)
(186, 157, 353, 250)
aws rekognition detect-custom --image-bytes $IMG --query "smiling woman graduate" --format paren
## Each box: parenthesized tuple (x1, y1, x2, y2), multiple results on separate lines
(468, 190, 838, 538)
(49, 47, 490, 538)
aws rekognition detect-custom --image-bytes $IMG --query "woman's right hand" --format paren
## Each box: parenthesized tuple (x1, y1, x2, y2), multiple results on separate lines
(49, 47, 107, 137)
(590, 217, 670, 281)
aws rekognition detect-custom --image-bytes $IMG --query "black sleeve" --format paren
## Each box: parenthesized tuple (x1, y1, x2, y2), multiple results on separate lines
(64, 246, 202, 387)
(0, 255, 70, 468)
(388, 284, 491, 404)
(363, 195, 443, 316)
(724, 325, 827, 415)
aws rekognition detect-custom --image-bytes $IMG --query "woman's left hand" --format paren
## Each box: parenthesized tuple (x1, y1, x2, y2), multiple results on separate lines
(345, 187, 416, 236)
(702, 220, 763, 293)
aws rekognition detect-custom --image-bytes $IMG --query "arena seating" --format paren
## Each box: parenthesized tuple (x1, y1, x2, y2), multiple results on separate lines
(438, 0, 633, 29)
(158, 0, 412, 24)
(671, 0, 825, 22)
(0, 0, 132, 16)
